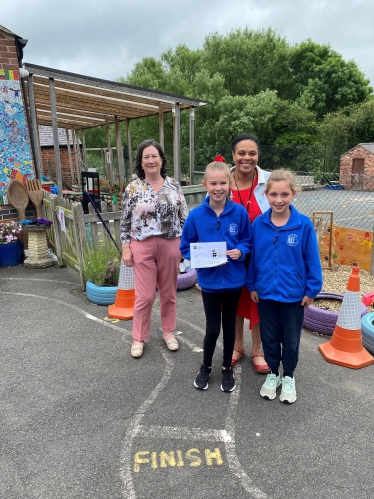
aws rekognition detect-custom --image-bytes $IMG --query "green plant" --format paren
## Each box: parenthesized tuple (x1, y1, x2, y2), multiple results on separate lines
(82, 244, 121, 286)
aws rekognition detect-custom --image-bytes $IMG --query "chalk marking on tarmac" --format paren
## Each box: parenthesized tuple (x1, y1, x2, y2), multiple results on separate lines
(158, 327, 203, 352)
(0, 277, 79, 285)
(119, 346, 174, 499)
(137, 425, 232, 442)
(3, 290, 266, 497)
(0, 291, 133, 342)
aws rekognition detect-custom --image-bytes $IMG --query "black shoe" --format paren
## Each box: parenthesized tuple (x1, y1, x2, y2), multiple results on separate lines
(221, 367, 236, 392)
(194, 364, 211, 390)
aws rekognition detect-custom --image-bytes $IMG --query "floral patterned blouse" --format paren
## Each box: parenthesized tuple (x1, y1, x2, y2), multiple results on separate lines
(120, 176, 189, 243)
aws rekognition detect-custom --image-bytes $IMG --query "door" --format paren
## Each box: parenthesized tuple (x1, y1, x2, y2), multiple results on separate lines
(352, 158, 365, 189)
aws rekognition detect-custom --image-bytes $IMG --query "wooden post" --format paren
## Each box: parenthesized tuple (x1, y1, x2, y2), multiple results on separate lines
(189, 106, 195, 185)
(27, 74, 42, 180)
(105, 117, 114, 186)
(114, 115, 125, 190)
(49, 77, 63, 195)
(173, 103, 181, 182)
(50, 195, 64, 267)
(126, 118, 133, 176)
(158, 104, 164, 149)
(72, 201, 88, 290)
(72, 130, 81, 187)
(65, 129, 75, 186)
(81, 129, 87, 169)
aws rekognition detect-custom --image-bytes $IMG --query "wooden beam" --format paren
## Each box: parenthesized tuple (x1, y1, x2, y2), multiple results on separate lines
(126, 118, 133, 176)
(189, 107, 195, 185)
(159, 103, 164, 149)
(27, 75, 42, 179)
(65, 129, 75, 186)
(173, 103, 181, 182)
(72, 129, 81, 186)
(81, 129, 87, 168)
(114, 115, 125, 189)
(105, 117, 114, 185)
(49, 77, 63, 194)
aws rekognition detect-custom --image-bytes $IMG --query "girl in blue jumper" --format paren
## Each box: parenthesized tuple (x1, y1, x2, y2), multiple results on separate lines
(247, 169, 322, 403)
(180, 161, 251, 392)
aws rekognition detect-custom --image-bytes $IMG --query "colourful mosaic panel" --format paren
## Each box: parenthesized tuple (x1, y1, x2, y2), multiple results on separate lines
(0, 75, 34, 198)
(0, 69, 19, 80)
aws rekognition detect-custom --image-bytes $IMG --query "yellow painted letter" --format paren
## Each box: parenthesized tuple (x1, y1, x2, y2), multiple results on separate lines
(185, 448, 201, 467)
(159, 451, 176, 468)
(134, 451, 150, 472)
(151, 451, 158, 469)
(205, 448, 223, 466)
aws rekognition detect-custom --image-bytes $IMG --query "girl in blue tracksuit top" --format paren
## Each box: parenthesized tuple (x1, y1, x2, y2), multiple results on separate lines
(247, 169, 322, 404)
(180, 161, 251, 393)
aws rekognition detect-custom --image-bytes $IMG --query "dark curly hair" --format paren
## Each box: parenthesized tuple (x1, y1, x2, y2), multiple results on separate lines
(231, 133, 260, 154)
(134, 139, 168, 180)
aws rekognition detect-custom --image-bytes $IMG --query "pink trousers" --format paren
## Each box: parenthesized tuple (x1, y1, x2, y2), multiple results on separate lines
(130, 236, 180, 341)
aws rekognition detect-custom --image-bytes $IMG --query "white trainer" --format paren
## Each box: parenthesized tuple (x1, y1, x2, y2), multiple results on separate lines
(260, 373, 280, 400)
(279, 376, 297, 404)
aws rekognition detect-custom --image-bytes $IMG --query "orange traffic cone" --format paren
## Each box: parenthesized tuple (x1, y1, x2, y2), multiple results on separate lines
(108, 260, 135, 320)
(318, 266, 374, 369)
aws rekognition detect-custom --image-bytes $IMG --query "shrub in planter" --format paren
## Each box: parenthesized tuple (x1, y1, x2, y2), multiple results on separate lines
(83, 244, 120, 305)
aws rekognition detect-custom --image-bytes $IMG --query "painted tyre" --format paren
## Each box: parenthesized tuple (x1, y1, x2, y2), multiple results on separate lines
(303, 292, 367, 336)
(86, 280, 118, 305)
(361, 312, 374, 354)
(177, 268, 197, 291)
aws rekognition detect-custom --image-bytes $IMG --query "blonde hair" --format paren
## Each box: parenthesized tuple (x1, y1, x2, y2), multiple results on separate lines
(203, 161, 231, 181)
(264, 169, 299, 194)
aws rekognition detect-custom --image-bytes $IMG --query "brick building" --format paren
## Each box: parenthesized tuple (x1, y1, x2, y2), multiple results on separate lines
(39, 125, 81, 188)
(340, 143, 374, 190)
(0, 25, 34, 219)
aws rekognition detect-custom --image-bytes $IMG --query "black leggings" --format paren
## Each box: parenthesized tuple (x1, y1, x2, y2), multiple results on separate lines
(201, 289, 242, 369)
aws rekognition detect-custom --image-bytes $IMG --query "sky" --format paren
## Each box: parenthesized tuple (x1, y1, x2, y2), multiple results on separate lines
(1, 0, 373, 88)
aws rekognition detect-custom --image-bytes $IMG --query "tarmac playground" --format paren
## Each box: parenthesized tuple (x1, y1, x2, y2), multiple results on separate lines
(1, 264, 373, 499)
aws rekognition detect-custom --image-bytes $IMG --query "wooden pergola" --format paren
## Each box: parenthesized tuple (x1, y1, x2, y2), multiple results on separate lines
(23, 63, 211, 192)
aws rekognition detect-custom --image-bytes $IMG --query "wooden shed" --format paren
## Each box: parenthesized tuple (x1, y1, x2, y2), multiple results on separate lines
(340, 143, 374, 190)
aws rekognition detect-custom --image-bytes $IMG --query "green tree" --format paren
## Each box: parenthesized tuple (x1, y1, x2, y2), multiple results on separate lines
(289, 40, 372, 116)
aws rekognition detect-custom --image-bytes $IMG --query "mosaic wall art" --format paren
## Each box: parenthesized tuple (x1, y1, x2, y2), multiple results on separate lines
(0, 69, 34, 204)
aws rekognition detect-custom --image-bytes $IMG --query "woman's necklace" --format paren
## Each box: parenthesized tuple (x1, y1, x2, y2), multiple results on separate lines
(233, 170, 256, 214)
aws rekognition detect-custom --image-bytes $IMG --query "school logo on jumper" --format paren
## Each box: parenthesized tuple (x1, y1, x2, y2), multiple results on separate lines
(287, 234, 298, 246)
(229, 224, 238, 235)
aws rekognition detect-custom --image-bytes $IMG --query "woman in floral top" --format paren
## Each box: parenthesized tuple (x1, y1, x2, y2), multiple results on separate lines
(120, 139, 189, 358)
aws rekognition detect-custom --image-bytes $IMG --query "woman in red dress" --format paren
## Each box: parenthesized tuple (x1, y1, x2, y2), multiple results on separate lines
(229, 133, 271, 373)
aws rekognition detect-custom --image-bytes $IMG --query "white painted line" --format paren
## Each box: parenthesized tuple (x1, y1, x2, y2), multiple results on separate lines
(158, 327, 203, 352)
(224, 366, 267, 498)
(137, 425, 233, 443)
(120, 346, 174, 499)
(0, 291, 132, 341)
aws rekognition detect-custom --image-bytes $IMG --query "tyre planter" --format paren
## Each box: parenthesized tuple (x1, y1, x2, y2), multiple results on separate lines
(177, 268, 197, 291)
(361, 312, 374, 354)
(303, 292, 367, 336)
(0, 240, 22, 267)
(86, 280, 118, 305)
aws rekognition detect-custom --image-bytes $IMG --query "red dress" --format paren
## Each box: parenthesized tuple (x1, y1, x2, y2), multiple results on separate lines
(231, 175, 262, 327)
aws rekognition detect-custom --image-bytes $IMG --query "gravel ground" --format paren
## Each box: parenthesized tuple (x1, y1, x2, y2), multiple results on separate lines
(321, 265, 374, 299)
(311, 265, 374, 315)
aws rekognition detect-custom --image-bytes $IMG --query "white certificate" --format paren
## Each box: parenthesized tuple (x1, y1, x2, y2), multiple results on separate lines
(190, 242, 227, 268)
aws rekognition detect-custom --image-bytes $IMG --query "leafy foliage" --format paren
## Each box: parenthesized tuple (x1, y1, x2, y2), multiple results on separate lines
(83, 244, 120, 287)
(83, 27, 373, 176)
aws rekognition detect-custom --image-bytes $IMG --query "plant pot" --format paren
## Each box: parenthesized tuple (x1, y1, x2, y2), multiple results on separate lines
(0, 240, 22, 267)
(177, 268, 197, 291)
(86, 280, 118, 305)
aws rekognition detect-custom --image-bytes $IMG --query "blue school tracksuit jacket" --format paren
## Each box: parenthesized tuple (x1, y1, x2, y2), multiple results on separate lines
(246, 205, 322, 302)
(180, 197, 251, 292)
